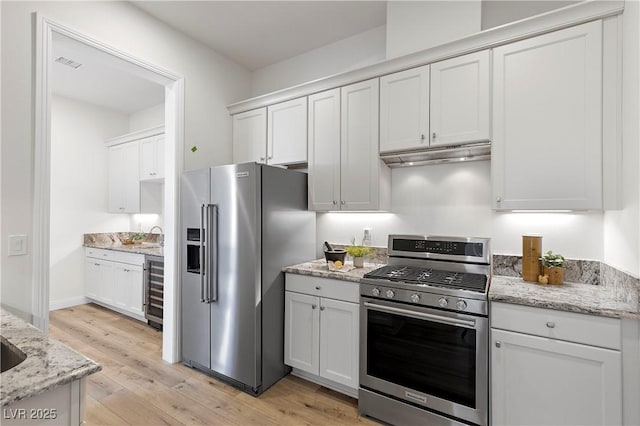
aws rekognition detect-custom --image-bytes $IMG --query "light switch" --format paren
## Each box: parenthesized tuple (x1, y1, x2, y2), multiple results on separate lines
(8, 235, 27, 256)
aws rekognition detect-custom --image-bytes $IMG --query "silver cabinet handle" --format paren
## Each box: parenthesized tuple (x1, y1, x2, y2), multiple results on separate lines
(260, 157, 265, 161)
(268, 156, 273, 160)
(320, 306, 325, 311)
(332, 200, 337, 205)
(315, 286, 321, 290)
(94, 263, 100, 266)
(150, 172, 156, 176)
(432, 132, 436, 140)
(495, 341, 501, 348)
(340, 200, 345, 205)
(420, 134, 425, 141)
(311, 304, 317, 309)
(496, 196, 502, 203)
(546, 321, 556, 328)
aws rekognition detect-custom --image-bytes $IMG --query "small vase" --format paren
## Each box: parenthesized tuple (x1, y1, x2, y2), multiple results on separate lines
(543, 266, 564, 285)
(353, 256, 364, 268)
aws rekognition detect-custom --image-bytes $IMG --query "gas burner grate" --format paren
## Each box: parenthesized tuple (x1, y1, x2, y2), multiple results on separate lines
(364, 265, 487, 292)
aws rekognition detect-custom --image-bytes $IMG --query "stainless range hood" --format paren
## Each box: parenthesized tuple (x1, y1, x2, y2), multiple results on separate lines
(380, 141, 491, 168)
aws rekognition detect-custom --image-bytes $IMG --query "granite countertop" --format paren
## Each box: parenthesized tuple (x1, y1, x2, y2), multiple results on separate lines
(489, 276, 640, 319)
(283, 259, 385, 283)
(0, 308, 101, 406)
(84, 241, 164, 257)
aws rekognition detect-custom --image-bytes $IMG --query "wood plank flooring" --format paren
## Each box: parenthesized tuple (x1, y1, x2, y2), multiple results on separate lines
(49, 304, 377, 426)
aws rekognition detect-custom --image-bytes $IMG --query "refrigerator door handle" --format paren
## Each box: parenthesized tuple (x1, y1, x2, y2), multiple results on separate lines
(207, 204, 219, 303)
(200, 203, 206, 303)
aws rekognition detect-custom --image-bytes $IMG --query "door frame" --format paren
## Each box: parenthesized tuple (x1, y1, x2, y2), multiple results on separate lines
(34, 14, 184, 363)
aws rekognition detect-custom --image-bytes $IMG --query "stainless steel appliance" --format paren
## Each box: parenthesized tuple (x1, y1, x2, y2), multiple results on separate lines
(181, 163, 315, 395)
(144, 255, 164, 330)
(359, 235, 491, 426)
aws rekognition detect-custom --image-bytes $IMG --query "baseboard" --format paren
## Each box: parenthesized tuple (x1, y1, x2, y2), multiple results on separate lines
(49, 297, 89, 311)
(87, 298, 146, 323)
(290, 368, 358, 399)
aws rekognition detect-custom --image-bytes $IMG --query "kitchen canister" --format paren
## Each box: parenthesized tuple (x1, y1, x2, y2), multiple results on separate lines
(522, 234, 542, 282)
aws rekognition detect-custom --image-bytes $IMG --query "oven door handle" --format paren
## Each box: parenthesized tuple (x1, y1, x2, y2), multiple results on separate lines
(363, 301, 476, 329)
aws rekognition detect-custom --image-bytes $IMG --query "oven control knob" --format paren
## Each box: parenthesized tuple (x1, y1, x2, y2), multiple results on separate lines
(456, 300, 468, 311)
(410, 294, 420, 303)
(372, 288, 381, 297)
(386, 290, 395, 299)
(438, 297, 449, 308)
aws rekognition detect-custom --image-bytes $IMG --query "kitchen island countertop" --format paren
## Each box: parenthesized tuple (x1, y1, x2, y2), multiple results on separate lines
(0, 308, 101, 406)
(283, 259, 385, 283)
(489, 275, 640, 319)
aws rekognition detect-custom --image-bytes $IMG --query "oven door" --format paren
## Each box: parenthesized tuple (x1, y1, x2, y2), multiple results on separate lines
(360, 296, 488, 426)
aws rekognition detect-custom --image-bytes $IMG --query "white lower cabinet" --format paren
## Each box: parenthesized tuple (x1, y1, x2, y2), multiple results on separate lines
(284, 274, 359, 395)
(85, 248, 145, 321)
(491, 302, 622, 426)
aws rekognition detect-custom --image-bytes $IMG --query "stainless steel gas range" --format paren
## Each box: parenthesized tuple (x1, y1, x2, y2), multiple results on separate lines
(359, 235, 491, 426)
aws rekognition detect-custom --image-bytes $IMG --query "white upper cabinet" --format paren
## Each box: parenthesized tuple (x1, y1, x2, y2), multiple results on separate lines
(108, 141, 140, 213)
(492, 21, 603, 210)
(308, 88, 341, 211)
(232, 108, 267, 164)
(430, 50, 491, 146)
(340, 78, 389, 211)
(139, 135, 164, 181)
(379, 65, 430, 153)
(308, 83, 390, 212)
(267, 98, 307, 165)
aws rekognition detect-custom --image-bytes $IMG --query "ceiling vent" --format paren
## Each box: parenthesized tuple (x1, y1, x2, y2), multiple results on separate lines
(55, 56, 83, 69)
(380, 141, 492, 167)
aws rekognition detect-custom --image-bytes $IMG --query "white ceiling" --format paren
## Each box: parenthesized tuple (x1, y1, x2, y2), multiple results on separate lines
(52, 32, 165, 114)
(131, 1, 388, 71)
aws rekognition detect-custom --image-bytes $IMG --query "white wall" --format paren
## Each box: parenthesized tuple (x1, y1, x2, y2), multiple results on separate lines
(317, 161, 604, 261)
(1, 1, 251, 320)
(386, 1, 482, 59)
(604, 1, 640, 277)
(129, 102, 165, 132)
(49, 96, 131, 308)
(251, 25, 386, 97)
(481, 1, 581, 30)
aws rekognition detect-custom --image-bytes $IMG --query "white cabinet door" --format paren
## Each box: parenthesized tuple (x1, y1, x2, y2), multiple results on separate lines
(139, 135, 164, 181)
(285, 291, 320, 374)
(340, 78, 381, 211)
(492, 21, 603, 210)
(491, 328, 622, 426)
(98, 260, 115, 305)
(113, 263, 129, 311)
(308, 88, 341, 211)
(267, 97, 307, 165)
(430, 50, 490, 146)
(108, 145, 125, 213)
(379, 65, 430, 153)
(319, 298, 359, 389)
(85, 259, 101, 301)
(232, 108, 267, 164)
(126, 265, 144, 317)
(108, 142, 140, 213)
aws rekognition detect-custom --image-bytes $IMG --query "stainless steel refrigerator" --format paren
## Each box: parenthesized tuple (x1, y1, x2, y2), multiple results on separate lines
(180, 162, 316, 395)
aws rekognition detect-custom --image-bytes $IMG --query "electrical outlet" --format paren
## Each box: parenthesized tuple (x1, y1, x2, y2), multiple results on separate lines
(8, 235, 27, 256)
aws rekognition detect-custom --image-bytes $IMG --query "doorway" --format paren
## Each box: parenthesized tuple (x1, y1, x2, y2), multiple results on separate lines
(34, 15, 184, 363)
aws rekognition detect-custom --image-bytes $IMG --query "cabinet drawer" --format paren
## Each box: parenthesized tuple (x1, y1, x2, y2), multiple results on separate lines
(285, 274, 359, 303)
(491, 302, 621, 350)
(85, 247, 144, 266)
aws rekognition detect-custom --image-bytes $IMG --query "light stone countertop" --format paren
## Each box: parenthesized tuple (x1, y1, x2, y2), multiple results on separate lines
(0, 308, 101, 406)
(489, 276, 640, 319)
(84, 241, 164, 257)
(283, 259, 386, 283)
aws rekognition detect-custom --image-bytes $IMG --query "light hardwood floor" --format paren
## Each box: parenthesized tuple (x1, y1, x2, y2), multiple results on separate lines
(49, 303, 377, 426)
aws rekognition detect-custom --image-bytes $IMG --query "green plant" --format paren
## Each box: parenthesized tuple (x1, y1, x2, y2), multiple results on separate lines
(346, 237, 373, 258)
(540, 251, 567, 268)
(131, 232, 146, 241)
